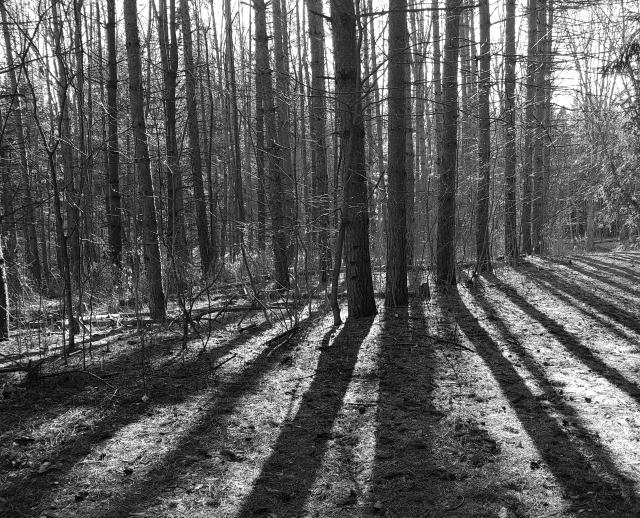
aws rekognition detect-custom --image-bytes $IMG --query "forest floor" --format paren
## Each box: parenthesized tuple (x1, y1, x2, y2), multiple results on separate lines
(1, 251, 640, 518)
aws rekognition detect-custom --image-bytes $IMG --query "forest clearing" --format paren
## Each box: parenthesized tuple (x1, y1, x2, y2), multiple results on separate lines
(1, 251, 640, 518)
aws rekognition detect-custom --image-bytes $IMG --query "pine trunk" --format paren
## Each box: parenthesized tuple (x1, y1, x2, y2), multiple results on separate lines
(476, 0, 492, 272)
(504, 0, 519, 263)
(385, 0, 409, 307)
(330, 0, 376, 318)
(182, 0, 212, 273)
(436, 0, 462, 286)
(124, 0, 166, 320)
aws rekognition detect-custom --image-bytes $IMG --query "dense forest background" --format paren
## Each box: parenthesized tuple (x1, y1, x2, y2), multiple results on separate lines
(0, 0, 639, 335)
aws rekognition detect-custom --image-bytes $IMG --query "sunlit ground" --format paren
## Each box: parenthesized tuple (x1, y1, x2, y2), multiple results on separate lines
(1, 252, 640, 517)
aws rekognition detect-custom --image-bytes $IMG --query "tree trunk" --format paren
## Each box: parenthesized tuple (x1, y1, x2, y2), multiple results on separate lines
(52, 0, 81, 288)
(331, 0, 377, 318)
(105, 0, 123, 267)
(182, 0, 212, 273)
(254, 0, 290, 290)
(475, 0, 492, 272)
(436, 0, 462, 286)
(521, 0, 537, 255)
(532, 0, 548, 254)
(385, 0, 409, 307)
(124, 0, 166, 320)
(307, 0, 330, 284)
(0, 0, 42, 287)
(504, 0, 519, 264)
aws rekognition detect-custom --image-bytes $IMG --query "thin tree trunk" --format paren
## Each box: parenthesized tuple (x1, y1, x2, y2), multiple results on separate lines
(385, 0, 409, 307)
(532, 0, 548, 254)
(521, 0, 537, 254)
(105, 0, 123, 267)
(475, 0, 492, 272)
(52, 0, 81, 288)
(331, 0, 376, 318)
(124, 0, 166, 320)
(306, 0, 330, 284)
(436, 0, 462, 286)
(254, 0, 290, 290)
(504, 0, 519, 263)
(182, 0, 212, 273)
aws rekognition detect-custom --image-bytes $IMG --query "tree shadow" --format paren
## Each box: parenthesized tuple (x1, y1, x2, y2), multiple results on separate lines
(447, 286, 638, 515)
(0, 316, 304, 517)
(575, 256, 640, 286)
(564, 259, 640, 300)
(519, 261, 640, 338)
(489, 274, 640, 404)
(524, 272, 639, 345)
(368, 303, 440, 515)
(234, 316, 375, 517)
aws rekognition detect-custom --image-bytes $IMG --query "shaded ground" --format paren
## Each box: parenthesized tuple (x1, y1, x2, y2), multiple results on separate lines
(1, 252, 640, 517)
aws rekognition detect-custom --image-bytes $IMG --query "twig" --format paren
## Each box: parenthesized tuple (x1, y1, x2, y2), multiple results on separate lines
(209, 353, 237, 372)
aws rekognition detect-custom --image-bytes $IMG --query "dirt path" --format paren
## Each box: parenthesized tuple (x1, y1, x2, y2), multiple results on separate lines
(1, 252, 640, 517)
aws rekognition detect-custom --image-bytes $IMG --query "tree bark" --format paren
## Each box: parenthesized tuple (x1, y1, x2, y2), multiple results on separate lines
(124, 0, 166, 320)
(475, 0, 492, 272)
(254, 0, 290, 290)
(521, 0, 537, 254)
(436, 0, 462, 286)
(331, 0, 377, 318)
(385, 0, 409, 307)
(105, 0, 123, 267)
(532, 0, 548, 254)
(504, 0, 519, 264)
(307, 0, 331, 284)
(182, 0, 212, 273)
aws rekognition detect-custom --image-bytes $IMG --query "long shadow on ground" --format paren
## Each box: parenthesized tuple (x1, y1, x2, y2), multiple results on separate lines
(564, 260, 640, 300)
(490, 275, 640, 405)
(519, 263, 640, 337)
(236, 316, 375, 517)
(574, 255, 640, 286)
(0, 317, 297, 517)
(369, 303, 440, 515)
(447, 286, 638, 516)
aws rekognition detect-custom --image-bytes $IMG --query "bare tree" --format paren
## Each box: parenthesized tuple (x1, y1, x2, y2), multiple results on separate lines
(385, 0, 409, 306)
(475, 0, 492, 272)
(436, 0, 462, 286)
(330, 0, 376, 318)
(124, 0, 166, 320)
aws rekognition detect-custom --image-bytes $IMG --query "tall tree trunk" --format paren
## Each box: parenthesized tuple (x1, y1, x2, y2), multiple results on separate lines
(52, 0, 81, 289)
(532, 0, 548, 254)
(73, 0, 87, 283)
(182, 0, 212, 273)
(331, 0, 376, 318)
(254, 0, 290, 290)
(521, 0, 537, 254)
(306, 0, 330, 284)
(436, 0, 462, 286)
(504, 0, 519, 263)
(475, 0, 492, 272)
(124, 0, 166, 320)
(385, 0, 409, 307)
(156, 0, 188, 267)
(272, 0, 295, 245)
(0, 0, 42, 287)
(105, 0, 123, 267)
